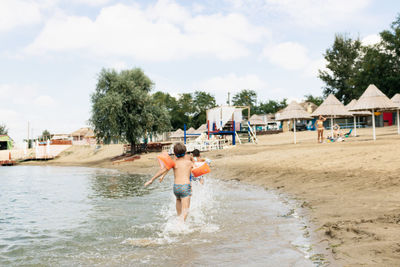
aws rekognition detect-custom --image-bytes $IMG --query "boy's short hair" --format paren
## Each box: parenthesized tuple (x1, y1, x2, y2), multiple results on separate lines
(192, 149, 200, 157)
(174, 143, 186, 157)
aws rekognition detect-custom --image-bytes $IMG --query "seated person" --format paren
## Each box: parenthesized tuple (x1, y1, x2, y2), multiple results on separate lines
(332, 124, 342, 139)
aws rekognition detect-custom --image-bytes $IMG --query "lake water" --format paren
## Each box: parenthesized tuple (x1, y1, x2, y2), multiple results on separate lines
(0, 166, 327, 266)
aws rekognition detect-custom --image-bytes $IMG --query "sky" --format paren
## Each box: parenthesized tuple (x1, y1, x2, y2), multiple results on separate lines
(0, 0, 399, 143)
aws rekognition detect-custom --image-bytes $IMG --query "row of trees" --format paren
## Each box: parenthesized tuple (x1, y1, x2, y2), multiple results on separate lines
(90, 16, 400, 152)
(319, 15, 400, 104)
(89, 69, 296, 153)
(152, 89, 290, 129)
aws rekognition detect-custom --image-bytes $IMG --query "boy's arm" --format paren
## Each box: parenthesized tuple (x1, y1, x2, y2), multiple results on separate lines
(144, 167, 168, 186)
(158, 170, 169, 183)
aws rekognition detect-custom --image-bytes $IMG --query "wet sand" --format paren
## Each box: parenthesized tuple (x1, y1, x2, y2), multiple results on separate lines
(23, 126, 400, 266)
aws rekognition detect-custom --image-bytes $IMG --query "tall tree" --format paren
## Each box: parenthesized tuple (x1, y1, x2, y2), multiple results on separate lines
(318, 34, 362, 104)
(304, 94, 324, 106)
(232, 89, 258, 116)
(232, 89, 257, 107)
(376, 14, 400, 97)
(256, 99, 287, 114)
(353, 45, 397, 97)
(191, 91, 216, 128)
(0, 123, 8, 135)
(90, 68, 170, 154)
(41, 130, 51, 140)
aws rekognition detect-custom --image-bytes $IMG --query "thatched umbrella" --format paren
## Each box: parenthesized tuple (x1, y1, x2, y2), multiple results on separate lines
(311, 94, 352, 138)
(276, 101, 312, 144)
(391, 94, 400, 134)
(187, 127, 196, 134)
(170, 129, 184, 139)
(194, 124, 207, 134)
(350, 84, 398, 140)
(345, 99, 371, 137)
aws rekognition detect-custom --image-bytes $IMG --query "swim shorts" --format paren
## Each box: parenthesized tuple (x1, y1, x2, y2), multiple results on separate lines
(173, 184, 192, 199)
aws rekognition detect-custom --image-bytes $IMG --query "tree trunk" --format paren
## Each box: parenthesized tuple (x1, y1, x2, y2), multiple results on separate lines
(130, 141, 136, 155)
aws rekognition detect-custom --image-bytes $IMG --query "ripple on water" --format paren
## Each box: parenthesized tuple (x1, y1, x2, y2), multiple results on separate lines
(0, 166, 324, 266)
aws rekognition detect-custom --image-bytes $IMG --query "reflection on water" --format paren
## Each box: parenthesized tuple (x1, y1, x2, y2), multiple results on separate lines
(0, 166, 325, 266)
(89, 173, 151, 199)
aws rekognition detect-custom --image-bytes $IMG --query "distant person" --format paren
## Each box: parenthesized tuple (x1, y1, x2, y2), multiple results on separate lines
(315, 115, 327, 143)
(191, 149, 209, 185)
(144, 143, 193, 221)
(332, 123, 342, 139)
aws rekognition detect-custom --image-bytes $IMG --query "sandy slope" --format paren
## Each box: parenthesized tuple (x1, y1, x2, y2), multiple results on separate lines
(23, 126, 400, 266)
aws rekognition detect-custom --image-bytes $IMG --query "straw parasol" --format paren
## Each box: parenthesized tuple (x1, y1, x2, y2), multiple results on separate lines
(276, 101, 312, 144)
(391, 94, 400, 135)
(345, 99, 371, 137)
(186, 127, 196, 134)
(350, 84, 398, 140)
(194, 124, 207, 134)
(170, 128, 184, 139)
(311, 94, 352, 138)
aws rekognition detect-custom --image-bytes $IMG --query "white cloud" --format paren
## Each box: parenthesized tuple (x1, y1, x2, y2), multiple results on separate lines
(362, 34, 381, 46)
(0, 83, 38, 105)
(34, 95, 57, 108)
(305, 58, 327, 77)
(109, 61, 128, 71)
(195, 73, 269, 104)
(0, 0, 42, 32)
(262, 42, 310, 70)
(261, 41, 326, 77)
(226, 0, 371, 27)
(69, 0, 112, 6)
(25, 0, 268, 61)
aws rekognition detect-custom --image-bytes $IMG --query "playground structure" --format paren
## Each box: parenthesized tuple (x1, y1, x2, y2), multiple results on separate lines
(163, 106, 258, 153)
(206, 105, 257, 145)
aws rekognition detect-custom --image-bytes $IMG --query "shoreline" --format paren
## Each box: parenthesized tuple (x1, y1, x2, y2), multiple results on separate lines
(20, 126, 400, 266)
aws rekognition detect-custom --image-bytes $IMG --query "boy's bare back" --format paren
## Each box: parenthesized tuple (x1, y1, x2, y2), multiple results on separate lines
(173, 155, 193, 184)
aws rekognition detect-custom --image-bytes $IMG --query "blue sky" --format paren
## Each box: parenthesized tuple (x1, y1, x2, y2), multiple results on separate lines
(0, 0, 399, 143)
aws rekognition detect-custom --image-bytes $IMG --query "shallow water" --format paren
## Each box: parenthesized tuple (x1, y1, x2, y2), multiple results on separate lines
(0, 166, 324, 266)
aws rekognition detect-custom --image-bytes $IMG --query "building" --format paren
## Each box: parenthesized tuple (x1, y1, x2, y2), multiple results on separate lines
(70, 127, 96, 145)
(0, 135, 13, 150)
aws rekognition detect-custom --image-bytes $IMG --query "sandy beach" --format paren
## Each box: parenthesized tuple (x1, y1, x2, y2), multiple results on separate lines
(23, 126, 400, 266)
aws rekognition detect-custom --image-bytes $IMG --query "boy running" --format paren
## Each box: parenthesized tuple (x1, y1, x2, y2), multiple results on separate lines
(144, 143, 193, 221)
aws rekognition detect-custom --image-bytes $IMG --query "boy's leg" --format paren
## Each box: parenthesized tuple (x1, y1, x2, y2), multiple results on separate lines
(176, 198, 182, 216)
(180, 197, 191, 221)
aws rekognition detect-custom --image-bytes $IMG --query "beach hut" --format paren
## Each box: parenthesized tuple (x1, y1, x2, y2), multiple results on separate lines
(249, 114, 268, 132)
(391, 94, 400, 134)
(345, 99, 371, 137)
(350, 84, 398, 140)
(311, 94, 352, 138)
(276, 101, 312, 144)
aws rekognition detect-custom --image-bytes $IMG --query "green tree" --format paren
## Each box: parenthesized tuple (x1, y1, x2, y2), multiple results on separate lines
(352, 45, 398, 97)
(41, 129, 51, 140)
(90, 68, 170, 154)
(373, 14, 400, 97)
(304, 94, 324, 106)
(256, 99, 287, 114)
(191, 91, 216, 128)
(232, 89, 257, 107)
(318, 34, 362, 104)
(0, 123, 8, 135)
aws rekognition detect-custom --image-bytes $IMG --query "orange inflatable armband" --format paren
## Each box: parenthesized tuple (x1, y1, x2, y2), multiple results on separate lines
(191, 162, 211, 177)
(157, 152, 175, 170)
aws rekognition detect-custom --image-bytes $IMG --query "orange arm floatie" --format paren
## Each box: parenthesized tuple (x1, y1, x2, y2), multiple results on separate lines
(157, 152, 175, 170)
